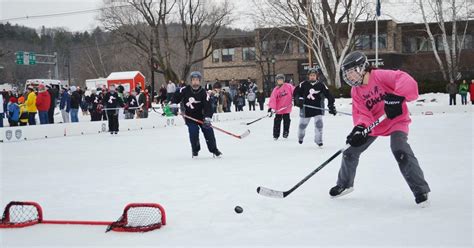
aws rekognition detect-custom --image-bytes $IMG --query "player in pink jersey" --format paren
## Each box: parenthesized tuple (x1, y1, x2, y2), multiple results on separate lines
(330, 51, 431, 207)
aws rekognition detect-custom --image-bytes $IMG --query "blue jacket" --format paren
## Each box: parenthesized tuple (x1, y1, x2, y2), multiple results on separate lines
(7, 103, 20, 122)
(60, 91, 71, 112)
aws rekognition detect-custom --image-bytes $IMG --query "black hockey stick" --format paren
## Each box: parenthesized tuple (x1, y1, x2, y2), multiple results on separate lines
(257, 115, 386, 198)
(303, 104, 352, 116)
(241, 105, 291, 125)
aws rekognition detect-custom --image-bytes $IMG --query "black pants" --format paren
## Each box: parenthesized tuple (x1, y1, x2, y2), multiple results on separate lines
(48, 107, 55, 124)
(91, 111, 102, 121)
(273, 113, 291, 138)
(28, 112, 36, 125)
(248, 101, 256, 111)
(258, 102, 265, 111)
(106, 110, 119, 133)
(186, 122, 218, 154)
(449, 94, 456, 105)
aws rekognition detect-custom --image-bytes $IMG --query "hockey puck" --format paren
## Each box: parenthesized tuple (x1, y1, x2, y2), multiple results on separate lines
(234, 206, 243, 214)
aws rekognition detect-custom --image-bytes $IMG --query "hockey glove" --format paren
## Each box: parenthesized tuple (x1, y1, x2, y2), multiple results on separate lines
(268, 108, 274, 117)
(203, 117, 212, 129)
(294, 97, 303, 108)
(384, 93, 405, 119)
(346, 125, 369, 147)
(328, 105, 337, 116)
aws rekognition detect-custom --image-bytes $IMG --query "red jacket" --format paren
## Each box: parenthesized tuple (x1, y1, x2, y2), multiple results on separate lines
(469, 83, 474, 101)
(36, 91, 51, 111)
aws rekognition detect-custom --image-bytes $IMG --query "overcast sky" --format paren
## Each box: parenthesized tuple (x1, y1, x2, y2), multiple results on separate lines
(0, 0, 429, 33)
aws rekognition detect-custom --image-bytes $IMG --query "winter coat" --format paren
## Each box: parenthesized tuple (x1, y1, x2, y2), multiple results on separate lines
(459, 83, 469, 95)
(235, 95, 246, 107)
(470, 83, 474, 101)
(102, 92, 123, 109)
(70, 91, 81, 109)
(268, 83, 295, 114)
(0, 94, 3, 114)
(446, 83, 458, 95)
(351, 69, 418, 137)
(19, 104, 28, 124)
(248, 83, 258, 94)
(172, 85, 212, 123)
(138, 93, 150, 109)
(247, 91, 256, 102)
(48, 88, 57, 109)
(257, 91, 265, 103)
(126, 95, 139, 113)
(36, 90, 51, 112)
(7, 103, 20, 122)
(167, 83, 177, 93)
(26, 91, 37, 113)
(60, 91, 71, 112)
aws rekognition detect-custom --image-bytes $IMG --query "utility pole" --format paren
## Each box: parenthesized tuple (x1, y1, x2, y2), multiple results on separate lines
(306, 0, 313, 67)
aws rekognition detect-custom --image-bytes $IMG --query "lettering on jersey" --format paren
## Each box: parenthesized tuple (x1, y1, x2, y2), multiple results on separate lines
(186, 97, 201, 109)
(362, 86, 386, 111)
(277, 90, 288, 99)
(307, 88, 321, 100)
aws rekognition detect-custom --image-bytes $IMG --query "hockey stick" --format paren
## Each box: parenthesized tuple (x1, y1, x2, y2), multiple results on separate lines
(303, 104, 352, 116)
(181, 114, 250, 139)
(241, 105, 291, 125)
(257, 115, 386, 198)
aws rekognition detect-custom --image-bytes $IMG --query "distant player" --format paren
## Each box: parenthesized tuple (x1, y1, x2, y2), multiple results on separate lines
(330, 51, 431, 207)
(268, 74, 294, 140)
(103, 85, 124, 135)
(172, 71, 222, 158)
(294, 66, 337, 147)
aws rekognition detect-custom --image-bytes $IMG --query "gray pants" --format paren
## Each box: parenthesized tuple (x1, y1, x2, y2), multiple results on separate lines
(298, 115, 323, 144)
(336, 131, 431, 196)
(61, 109, 70, 123)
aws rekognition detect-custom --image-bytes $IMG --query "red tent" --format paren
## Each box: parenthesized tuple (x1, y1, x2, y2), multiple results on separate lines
(106, 71, 145, 92)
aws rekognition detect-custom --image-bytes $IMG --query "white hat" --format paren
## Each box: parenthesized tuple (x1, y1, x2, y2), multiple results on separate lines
(70, 86, 77, 92)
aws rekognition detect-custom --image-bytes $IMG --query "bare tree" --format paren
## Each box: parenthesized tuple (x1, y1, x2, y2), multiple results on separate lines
(100, 0, 231, 83)
(417, 0, 473, 84)
(254, 0, 369, 88)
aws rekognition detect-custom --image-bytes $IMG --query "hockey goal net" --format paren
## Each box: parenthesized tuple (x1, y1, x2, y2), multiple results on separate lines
(0, 201, 43, 228)
(0, 201, 166, 232)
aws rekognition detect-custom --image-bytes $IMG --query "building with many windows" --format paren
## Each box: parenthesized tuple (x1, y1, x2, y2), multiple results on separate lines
(203, 19, 474, 96)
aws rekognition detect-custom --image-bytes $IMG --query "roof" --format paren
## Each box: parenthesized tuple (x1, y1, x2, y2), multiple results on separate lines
(107, 71, 144, 80)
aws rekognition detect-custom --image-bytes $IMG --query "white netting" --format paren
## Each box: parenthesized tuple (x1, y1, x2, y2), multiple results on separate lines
(107, 205, 164, 232)
(1, 202, 40, 225)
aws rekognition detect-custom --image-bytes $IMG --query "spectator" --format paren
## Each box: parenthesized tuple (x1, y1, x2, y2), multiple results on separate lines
(179, 80, 186, 88)
(59, 87, 71, 123)
(0, 93, 3, 128)
(25, 86, 37, 125)
(223, 89, 232, 112)
(138, 88, 150, 118)
(89, 89, 102, 122)
(446, 82, 457, 105)
(125, 91, 139, 119)
(459, 80, 468, 105)
(158, 84, 167, 104)
(7, 97, 20, 126)
(1, 90, 7, 119)
(70, 86, 81, 123)
(470, 79, 474, 105)
(235, 92, 245, 112)
(247, 89, 256, 111)
(35, 84, 51, 125)
(229, 78, 238, 101)
(204, 81, 213, 91)
(46, 85, 57, 124)
(166, 80, 176, 102)
(99, 87, 107, 121)
(257, 89, 266, 111)
(248, 79, 258, 94)
(208, 90, 218, 113)
(239, 81, 248, 94)
(18, 97, 28, 126)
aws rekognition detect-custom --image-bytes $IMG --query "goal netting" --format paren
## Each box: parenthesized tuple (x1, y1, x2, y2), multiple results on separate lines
(106, 203, 166, 232)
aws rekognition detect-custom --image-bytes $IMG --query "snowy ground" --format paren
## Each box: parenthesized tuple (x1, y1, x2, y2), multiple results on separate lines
(0, 94, 472, 247)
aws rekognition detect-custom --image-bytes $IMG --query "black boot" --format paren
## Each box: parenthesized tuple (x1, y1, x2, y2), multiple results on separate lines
(415, 193, 429, 207)
(192, 151, 199, 158)
(212, 149, 222, 158)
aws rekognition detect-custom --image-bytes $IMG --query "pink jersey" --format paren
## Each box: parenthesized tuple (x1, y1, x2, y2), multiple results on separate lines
(268, 83, 295, 114)
(351, 69, 418, 136)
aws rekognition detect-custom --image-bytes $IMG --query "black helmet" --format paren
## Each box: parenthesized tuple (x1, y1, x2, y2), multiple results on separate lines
(275, 74, 285, 81)
(307, 65, 322, 76)
(341, 51, 369, 87)
(190, 71, 202, 81)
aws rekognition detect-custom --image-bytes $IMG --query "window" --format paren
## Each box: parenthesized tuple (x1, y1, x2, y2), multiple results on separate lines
(221, 48, 235, 62)
(355, 34, 387, 50)
(242, 47, 256, 61)
(212, 49, 220, 63)
(298, 41, 308, 54)
(403, 37, 417, 53)
(462, 34, 473, 49)
(275, 40, 292, 54)
(355, 35, 371, 50)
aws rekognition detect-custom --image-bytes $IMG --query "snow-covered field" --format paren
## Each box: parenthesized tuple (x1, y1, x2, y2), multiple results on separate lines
(0, 94, 472, 247)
